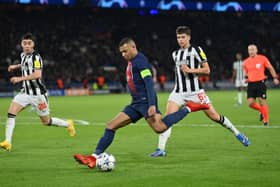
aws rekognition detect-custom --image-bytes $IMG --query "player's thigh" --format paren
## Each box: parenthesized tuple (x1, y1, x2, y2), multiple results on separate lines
(168, 91, 185, 107)
(8, 101, 25, 115)
(9, 93, 30, 114)
(187, 90, 211, 104)
(106, 112, 132, 130)
(235, 80, 241, 88)
(31, 95, 50, 116)
(165, 100, 181, 115)
(256, 82, 267, 99)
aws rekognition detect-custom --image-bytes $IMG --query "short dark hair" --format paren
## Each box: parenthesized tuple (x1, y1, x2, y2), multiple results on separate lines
(176, 26, 191, 35)
(119, 37, 134, 47)
(21, 32, 36, 43)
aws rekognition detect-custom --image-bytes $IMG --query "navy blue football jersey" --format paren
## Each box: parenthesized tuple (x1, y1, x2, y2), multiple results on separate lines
(126, 52, 156, 105)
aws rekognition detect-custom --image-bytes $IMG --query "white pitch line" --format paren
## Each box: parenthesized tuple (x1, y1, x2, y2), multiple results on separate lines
(0, 118, 279, 128)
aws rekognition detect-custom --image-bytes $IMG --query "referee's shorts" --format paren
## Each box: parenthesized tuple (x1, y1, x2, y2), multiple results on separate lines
(247, 80, 267, 99)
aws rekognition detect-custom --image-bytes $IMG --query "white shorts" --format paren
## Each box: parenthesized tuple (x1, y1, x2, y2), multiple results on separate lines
(13, 93, 50, 116)
(235, 79, 247, 88)
(168, 89, 211, 106)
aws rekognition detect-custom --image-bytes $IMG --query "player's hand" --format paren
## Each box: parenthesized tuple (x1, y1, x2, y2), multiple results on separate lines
(148, 105, 156, 117)
(180, 64, 191, 73)
(10, 77, 23, 84)
(8, 65, 19, 72)
(273, 78, 279, 85)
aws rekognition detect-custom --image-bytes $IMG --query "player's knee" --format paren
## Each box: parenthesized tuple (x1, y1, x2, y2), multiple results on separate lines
(7, 113, 16, 118)
(42, 118, 51, 126)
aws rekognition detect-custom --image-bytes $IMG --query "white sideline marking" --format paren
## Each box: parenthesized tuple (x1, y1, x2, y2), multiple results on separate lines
(0, 117, 279, 128)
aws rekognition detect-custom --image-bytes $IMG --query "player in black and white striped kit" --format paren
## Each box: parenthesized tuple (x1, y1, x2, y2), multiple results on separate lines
(232, 53, 247, 105)
(150, 26, 250, 157)
(0, 33, 75, 151)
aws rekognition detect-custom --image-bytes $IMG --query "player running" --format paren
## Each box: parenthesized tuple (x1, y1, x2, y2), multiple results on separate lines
(0, 33, 75, 151)
(150, 26, 250, 157)
(73, 37, 209, 169)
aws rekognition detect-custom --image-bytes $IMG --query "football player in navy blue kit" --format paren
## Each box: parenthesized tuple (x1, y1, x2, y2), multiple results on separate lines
(73, 38, 209, 169)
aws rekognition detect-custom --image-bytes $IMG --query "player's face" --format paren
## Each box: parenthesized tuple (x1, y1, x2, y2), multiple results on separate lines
(177, 33, 190, 48)
(236, 53, 242, 60)
(119, 43, 134, 61)
(21, 39, 34, 54)
(248, 45, 257, 57)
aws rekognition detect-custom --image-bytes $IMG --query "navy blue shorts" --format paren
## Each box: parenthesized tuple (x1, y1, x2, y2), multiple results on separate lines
(122, 102, 161, 123)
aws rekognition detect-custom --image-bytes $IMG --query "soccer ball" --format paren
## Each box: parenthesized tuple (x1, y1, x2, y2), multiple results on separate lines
(96, 152, 116, 172)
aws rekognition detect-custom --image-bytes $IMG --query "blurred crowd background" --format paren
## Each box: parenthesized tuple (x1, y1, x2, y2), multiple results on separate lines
(0, 4, 279, 91)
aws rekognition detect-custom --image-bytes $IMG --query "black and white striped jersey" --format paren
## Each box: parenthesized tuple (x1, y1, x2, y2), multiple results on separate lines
(233, 60, 246, 81)
(172, 45, 207, 93)
(20, 51, 47, 95)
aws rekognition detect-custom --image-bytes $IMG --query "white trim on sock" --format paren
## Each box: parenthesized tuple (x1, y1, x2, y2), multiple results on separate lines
(51, 117, 69, 127)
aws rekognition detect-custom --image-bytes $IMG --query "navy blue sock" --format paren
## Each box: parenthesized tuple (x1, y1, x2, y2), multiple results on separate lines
(162, 108, 189, 128)
(95, 128, 115, 155)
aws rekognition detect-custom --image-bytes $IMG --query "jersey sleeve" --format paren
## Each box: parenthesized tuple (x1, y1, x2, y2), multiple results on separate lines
(262, 55, 271, 68)
(33, 55, 43, 70)
(172, 51, 177, 63)
(233, 62, 237, 70)
(136, 57, 156, 106)
(195, 46, 207, 64)
(136, 58, 153, 78)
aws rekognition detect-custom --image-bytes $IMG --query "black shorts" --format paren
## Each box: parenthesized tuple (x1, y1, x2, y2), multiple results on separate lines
(247, 80, 267, 99)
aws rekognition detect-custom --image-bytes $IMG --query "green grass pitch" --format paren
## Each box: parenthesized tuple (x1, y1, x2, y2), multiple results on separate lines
(0, 90, 280, 187)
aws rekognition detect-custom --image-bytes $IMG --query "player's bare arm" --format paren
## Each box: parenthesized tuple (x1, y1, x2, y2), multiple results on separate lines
(267, 65, 279, 85)
(8, 64, 21, 72)
(180, 62, 210, 75)
(10, 69, 42, 84)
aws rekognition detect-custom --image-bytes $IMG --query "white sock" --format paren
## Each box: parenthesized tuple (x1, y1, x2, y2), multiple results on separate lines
(6, 118, 15, 144)
(158, 128, 172, 150)
(237, 92, 242, 104)
(221, 116, 240, 136)
(51, 117, 69, 128)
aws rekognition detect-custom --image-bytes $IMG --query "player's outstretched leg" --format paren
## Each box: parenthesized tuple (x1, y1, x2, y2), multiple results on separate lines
(186, 101, 209, 112)
(67, 120, 76, 137)
(74, 154, 97, 169)
(150, 128, 171, 157)
(236, 133, 250, 147)
(48, 118, 76, 136)
(0, 140, 12, 151)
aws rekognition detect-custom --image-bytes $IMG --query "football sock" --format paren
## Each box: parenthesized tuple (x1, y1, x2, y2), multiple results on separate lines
(6, 113, 16, 144)
(216, 115, 239, 136)
(95, 128, 115, 155)
(250, 103, 262, 112)
(162, 108, 189, 128)
(237, 92, 242, 104)
(261, 105, 269, 122)
(158, 127, 172, 150)
(51, 117, 69, 127)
